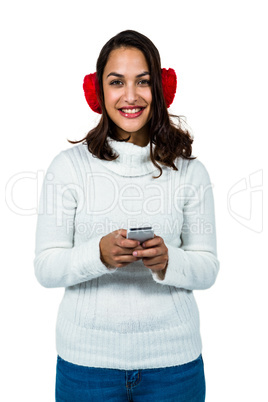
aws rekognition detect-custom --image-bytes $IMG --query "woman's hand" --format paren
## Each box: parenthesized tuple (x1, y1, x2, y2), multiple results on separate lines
(132, 235, 169, 274)
(99, 229, 143, 269)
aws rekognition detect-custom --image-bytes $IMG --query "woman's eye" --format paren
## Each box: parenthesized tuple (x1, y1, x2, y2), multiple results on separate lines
(109, 79, 150, 86)
(138, 80, 151, 86)
(110, 80, 123, 86)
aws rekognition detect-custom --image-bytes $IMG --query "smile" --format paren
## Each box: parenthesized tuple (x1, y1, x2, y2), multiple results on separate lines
(118, 107, 145, 118)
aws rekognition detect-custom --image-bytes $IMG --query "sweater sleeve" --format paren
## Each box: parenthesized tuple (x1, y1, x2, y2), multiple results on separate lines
(151, 158, 220, 290)
(34, 151, 117, 288)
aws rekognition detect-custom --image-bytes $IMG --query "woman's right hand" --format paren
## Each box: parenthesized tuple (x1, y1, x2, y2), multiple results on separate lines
(99, 229, 143, 269)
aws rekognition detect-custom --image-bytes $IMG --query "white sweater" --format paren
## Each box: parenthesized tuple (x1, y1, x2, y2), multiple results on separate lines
(34, 137, 220, 369)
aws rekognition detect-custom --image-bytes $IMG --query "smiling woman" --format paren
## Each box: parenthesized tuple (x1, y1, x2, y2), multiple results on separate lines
(34, 29, 219, 402)
(103, 47, 152, 146)
(71, 29, 194, 179)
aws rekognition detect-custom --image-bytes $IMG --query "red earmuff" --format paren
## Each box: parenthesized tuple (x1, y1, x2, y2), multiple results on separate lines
(83, 68, 177, 114)
(161, 68, 177, 109)
(83, 73, 102, 114)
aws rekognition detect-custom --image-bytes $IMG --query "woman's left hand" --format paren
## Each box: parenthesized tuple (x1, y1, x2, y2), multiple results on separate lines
(132, 235, 169, 274)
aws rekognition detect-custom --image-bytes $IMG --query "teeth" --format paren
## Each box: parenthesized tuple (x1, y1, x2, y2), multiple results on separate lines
(121, 108, 142, 113)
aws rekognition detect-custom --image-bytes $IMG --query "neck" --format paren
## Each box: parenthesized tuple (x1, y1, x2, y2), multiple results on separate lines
(114, 125, 150, 147)
(92, 136, 159, 177)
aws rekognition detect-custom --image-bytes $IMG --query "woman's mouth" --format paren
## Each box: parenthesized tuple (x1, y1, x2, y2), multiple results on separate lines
(118, 107, 145, 118)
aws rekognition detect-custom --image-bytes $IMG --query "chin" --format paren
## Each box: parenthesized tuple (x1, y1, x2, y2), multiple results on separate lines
(121, 118, 150, 132)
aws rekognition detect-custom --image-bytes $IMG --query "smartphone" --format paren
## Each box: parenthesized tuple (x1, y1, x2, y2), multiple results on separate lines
(127, 226, 154, 243)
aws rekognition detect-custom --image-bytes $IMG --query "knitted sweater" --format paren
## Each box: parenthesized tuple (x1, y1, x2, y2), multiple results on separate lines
(34, 137, 220, 370)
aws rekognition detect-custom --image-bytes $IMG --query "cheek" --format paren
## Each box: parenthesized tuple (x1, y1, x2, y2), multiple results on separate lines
(103, 87, 120, 109)
(144, 88, 152, 105)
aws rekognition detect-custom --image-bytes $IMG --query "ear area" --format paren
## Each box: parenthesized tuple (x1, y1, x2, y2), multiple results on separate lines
(83, 69, 177, 113)
(161, 68, 177, 108)
(83, 73, 102, 114)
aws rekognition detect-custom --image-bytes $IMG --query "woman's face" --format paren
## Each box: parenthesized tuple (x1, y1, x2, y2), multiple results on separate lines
(102, 47, 152, 145)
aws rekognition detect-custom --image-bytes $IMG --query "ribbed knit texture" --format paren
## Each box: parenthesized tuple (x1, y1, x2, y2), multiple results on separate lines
(34, 138, 220, 369)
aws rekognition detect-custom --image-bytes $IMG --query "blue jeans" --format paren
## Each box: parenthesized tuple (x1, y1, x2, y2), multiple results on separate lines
(55, 354, 206, 401)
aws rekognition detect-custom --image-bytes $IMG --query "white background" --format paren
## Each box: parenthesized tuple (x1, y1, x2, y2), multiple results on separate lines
(1, 0, 267, 400)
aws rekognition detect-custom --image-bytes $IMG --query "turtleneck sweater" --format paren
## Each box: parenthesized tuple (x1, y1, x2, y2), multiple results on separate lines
(34, 138, 220, 369)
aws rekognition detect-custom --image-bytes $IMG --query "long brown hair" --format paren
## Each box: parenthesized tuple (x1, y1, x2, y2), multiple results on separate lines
(69, 30, 196, 179)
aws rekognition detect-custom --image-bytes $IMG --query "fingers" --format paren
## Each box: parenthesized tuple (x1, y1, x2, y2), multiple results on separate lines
(114, 230, 141, 250)
(110, 252, 142, 268)
(103, 230, 167, 269)
(115, 253, 141, 264)
(120, 238, 141, 249)
(116, 228, 127, 238)
(134, 250, 168, 271)
(141, 235, 161, 249)
(133, 247, 160, 258)
(130, 235, 168, 271)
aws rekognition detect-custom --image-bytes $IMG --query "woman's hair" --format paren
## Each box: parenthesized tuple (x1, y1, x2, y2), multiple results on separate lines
(69, 29, 196, 178)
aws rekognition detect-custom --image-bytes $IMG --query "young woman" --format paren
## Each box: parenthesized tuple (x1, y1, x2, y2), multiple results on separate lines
(34, 30, 219, 401)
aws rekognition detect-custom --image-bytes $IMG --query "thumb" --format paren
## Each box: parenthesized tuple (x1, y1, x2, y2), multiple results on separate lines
(117, 228, 127, 238)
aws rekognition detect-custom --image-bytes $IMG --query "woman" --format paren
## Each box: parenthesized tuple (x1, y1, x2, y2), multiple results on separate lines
(34, 29, 219, 401)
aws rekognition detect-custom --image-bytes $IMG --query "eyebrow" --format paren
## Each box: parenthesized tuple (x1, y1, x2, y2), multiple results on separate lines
(106, 71, 150, 79)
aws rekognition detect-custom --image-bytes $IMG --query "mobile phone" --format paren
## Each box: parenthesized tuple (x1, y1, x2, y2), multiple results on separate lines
(127, 226, 154, 243)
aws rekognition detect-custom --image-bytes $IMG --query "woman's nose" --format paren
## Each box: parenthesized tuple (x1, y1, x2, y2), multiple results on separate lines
(123, 83, 137, 104)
